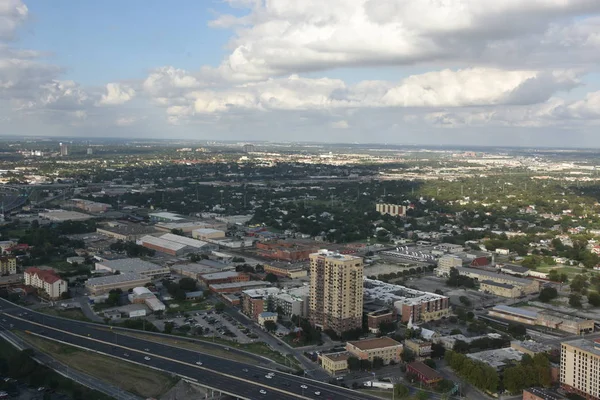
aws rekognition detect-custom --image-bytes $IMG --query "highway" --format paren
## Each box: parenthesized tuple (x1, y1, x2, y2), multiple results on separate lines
(0, 299, 377, 400)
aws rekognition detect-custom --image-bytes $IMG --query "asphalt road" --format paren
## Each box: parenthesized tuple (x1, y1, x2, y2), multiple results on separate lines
(0, 298, 377, 400)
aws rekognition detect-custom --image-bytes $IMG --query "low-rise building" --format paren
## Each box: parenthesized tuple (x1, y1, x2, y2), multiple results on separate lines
(38, 210, 92, 221)
(0, 274, 23, 290)
(69, 198, 111, 213)
(480, 280, 522, 298)
(510, 340, 552, 356)
(263, 263, 308, 279)
(467, 347, 524, 371)
(158, 233, 218, 252)
(209, 280, 269, 294)
(24, 267, 67, 299)
(96, 221, 156, 241)
(257, 311, 277, 327)
(406, 361, 443, 385)
(242, 287, 281, 321)
(367, 308, 395, 333)
(436, 255, 463, 277)
(345, 337, 403, 364)
(489, 305, 594, 335)
(499, 264, 530, 277)
(95, 258, 169, 278)
(456, 266, 540, 295)
(320, 352, 350, 376)
(522, 388, 566, 400)
(192, 228, 226, 241)
(139, 235, 189, 256)
(86, 273, 150, 295)
(199, 271, 249, 285)
(404, 339, 432, 358)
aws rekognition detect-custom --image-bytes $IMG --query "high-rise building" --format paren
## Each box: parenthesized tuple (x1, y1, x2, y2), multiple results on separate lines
(87, 147, 93, 155)
(561, 338, 600, 399)
(59, 142, 68, 156)
(309, 249, 363, 335)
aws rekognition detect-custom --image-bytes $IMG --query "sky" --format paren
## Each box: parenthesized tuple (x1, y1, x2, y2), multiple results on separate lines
(1, 0, 600, 147)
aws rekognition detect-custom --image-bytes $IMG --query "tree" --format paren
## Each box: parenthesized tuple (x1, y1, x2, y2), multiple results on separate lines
(164, 322, 175, 334)
(423, 358, 436, 369)
(459, 296, 472, 307)
(538, 287, 558, 303)
(507, 323, 527, 338)
(431, 343, 446, 359)
(378, 321, 396, 335)
(393, 384, 409, 398)
(569, 293, 583, 308)
(401, 349, 415, 363)
(588, 292, 600, 307)
(264, 320, 277, 332)
(264, 273, 278, 283)
(347, 356, 360, 370)
(372, 357, 384, 369)
(174, 288, 187, 302)
(178, 277, 197, 291)
(215, 302, 225, 312)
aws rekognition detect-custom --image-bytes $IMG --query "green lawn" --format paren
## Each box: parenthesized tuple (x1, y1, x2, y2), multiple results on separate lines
(37, 307, 91, 322)
(165, 301, 213, 313)
(534, 264, 586, 278)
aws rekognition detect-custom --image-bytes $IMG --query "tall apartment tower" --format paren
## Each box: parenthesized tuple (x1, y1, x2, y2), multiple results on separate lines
(561, 338, 600, 399)
(309, 250, 363, 335)
(59, 142, 68, 156)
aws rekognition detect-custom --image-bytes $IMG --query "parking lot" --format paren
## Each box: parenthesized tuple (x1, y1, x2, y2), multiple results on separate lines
(152, 310, 257, 344)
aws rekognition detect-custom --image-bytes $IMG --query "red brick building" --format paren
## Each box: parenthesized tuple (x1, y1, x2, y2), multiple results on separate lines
(367, 308, 395, 333)
(199, 271, 249, 285)
(256, 240, 317, 261)
(406, 361, 442, 385)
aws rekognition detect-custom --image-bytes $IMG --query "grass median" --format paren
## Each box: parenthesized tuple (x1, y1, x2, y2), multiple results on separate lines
(16, 331, 177, 399)
(37, 307, 91, 322)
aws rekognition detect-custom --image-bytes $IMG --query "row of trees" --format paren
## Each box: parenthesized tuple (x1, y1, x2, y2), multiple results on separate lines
(503, 354, 553, 394)
(444, 350, 498, 393)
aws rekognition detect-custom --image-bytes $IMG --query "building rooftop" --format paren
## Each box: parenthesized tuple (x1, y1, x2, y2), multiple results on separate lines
(96, 258, 167, 274)
(25, 267, 63, 284)
(500, 264, 530, 274)
(185, 290, 205, 298)
(347, 337, 402, 351)
(156, 222, 208, 230)
(311, 249, 362, 261)
(259, 312, 278, 318)
(321, 352, 350, 362)
(466, 347, 523, 369)
(97, 221, 156, 236)
(209, 281, 269, 291)
(159, 233, 212, 249)
(511, 340, 552, 354)
(193, 228, 224, 235)
(491, 304, 538, 319)
(407, 361, 442, 381)
(480, 280, 515, 289)
(456, 266, 533, 285)
(563, 338, 600, 357)
(242, 287, 281, 298)
(149, 212, 184, 221)
(363, 278, 447, 306)
(200, 271, 240, 280)
(140, 235, 188, 251)
(523, 388, 566, 400)
(86, 273, 148, 286)
(132, 287, 153, 296)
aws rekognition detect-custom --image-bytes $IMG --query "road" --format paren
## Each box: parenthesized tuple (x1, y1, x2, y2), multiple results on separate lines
(0, 298, 377, 400)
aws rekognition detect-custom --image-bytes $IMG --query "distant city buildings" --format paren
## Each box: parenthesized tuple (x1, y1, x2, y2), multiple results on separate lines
(59, 142, 68, 156)
(243, 144, 255, 153)
(375, 203, 406, 217)
(309, 250, 363, 335)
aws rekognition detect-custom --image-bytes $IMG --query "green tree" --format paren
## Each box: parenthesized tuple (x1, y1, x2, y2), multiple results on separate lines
(215, 302, 225, 312)
(569, 293, 583, 308)
(347, 356, 360, 370)
(264, 272, 279, 283)
(178, 277, 197, 291)
(394, 384, 410, 398)
(588, 292, 600, 307)
(538, 287, 558, 302)
(372, 357, 384, 369)
(264, 320, 277, 332)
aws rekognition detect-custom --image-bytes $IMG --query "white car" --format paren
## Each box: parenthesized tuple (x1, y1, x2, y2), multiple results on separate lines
(144, 356, 151, 361)
(315, 391, 321, 396)
(259, 389, 267, 395)
(300, 385, 308, 389)
(265, 375, 272, 379)
(144, 348, 150, 351)
(196, 361, 203, 366)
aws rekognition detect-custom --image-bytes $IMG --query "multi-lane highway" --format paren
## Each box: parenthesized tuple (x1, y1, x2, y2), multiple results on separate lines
(0, 298, 377, 400)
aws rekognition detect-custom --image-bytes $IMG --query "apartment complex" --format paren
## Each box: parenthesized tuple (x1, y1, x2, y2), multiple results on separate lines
(242, 286, 309, 320)
(309, 250, 363, 335)
(346, 337, 403, 364)
(561, 339, 600, 399)
(375, 203, 407, 217)
(0, 256, 17, 275)
(24, 267, 67, 299)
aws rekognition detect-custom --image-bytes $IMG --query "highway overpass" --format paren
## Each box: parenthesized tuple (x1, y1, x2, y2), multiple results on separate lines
(0, 298, 377, 400)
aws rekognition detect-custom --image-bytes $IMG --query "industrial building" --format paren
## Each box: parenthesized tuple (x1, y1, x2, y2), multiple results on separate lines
(346, 337, 403, 365)
(155, 221, 210, 233)
(139, 235, 189, 256)
(170, 262, 234, 280)
(149, 212, 185, 222)
(455, 266, 540, 295)
(488, 305, 594, 335)
(0, 256, 17, 275)
(560, 339, 600, 399)
(263, 262, 308, 279)
(199, 271, 249, 285)
(86, 273, 150, 295)
(69, 199, 111, 213)
(363, 278, 450, 323)
(479, 280, 522, 298)
(96, 221, 156, 241)
(209, 280, 269, 294)
(38, 210, 92, 222)
(498, 264, 530, 277)
(24, 267, 67, 299)
(192, 228, 226, 241)
(466, 347, 524, 370)
(256, 240, 318, 261)
(158, 233, 217, 252)
(309, 250, 364, 335)
(95, 258, 169, 277)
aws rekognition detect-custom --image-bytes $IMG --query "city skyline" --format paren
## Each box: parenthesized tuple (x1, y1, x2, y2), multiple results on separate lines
(1, 1, 600, 146)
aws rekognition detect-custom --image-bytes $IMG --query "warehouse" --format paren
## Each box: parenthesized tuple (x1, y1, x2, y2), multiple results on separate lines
(455, 266, 540, 295)
(264, 262, 308, 279)
(38, 210, 92, 222)
(96, 221, 156, 241)
(209, 280, 270, 294)
(139, 235, 189, 256)
(192, 228, 226, 241)
(94, 258, 169, 277)
(158, 233, 218, 252)
(488, 305, 594, 335)
(86, 273, 150, 295)
(199, 271, 249, 285)
(149, 212, 185, 222)
(155, 221, 210, 233)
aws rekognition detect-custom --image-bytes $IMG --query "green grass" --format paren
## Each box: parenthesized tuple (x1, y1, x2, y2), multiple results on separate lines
(37, 307, 91, 322)
(165, 301, 213, 313)
(535, 264, 586, 278)
(47, 260, 77, 271)
(359, 389, 395, 399)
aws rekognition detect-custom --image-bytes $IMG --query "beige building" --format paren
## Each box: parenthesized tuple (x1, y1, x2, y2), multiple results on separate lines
(257, 311, 278, 327)
(404, 339, 432, 358)
(192, 228, 226, 240)
(436, 256, 462, 277)
(479, 280, 522, 298)
(346, 337, 403, 364)
(24, 267, 67, 299)
(0, 256, 17, 275)
(86, 273, 150, 295)
(309, 250, 363, 335)
(320, 352, 350, 376)
(375, 203, 406, 217)
(561, 339, 600, 399)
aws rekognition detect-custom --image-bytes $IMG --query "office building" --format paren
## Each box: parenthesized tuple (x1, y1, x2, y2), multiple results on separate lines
(561, 339, 600, 399)
(59, 142, 68, 156)
(436, 255, 462, 277)
(24, 267, 67, 299)
(0, 256, 17, 275)
(320, 352, 350, 376)
(309, 250, 363, 335)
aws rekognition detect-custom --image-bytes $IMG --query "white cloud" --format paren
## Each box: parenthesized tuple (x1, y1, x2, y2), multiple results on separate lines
(0, 0, 28, 40)
(213, 0, 600, 79)
(98, 83, 135, 106)
(331, 120, 349, 129)
(115, 116, 137, 126)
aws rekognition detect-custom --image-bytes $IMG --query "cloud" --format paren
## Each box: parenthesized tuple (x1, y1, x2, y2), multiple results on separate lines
(97, 83, 135, 106)
(0, 0, 28, 40)
(213, 0, 600, 79)
(331, 120, 349, 129)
